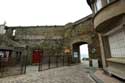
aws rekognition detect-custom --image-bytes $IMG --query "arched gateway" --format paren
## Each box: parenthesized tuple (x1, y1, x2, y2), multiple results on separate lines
(72, 42, 89, 63)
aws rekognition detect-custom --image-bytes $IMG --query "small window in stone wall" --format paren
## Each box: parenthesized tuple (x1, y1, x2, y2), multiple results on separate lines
(12, 29, 16, 36)
(108, 28, 125, 57)
(0, 51, 4, 57)
(0, 25, 6, 34)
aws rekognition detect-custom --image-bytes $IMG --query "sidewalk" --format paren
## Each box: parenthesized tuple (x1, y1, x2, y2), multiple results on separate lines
(93, 69, 124, 83)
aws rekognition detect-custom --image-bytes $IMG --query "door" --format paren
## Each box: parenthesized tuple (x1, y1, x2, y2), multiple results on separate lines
(32, 50, 42, 64)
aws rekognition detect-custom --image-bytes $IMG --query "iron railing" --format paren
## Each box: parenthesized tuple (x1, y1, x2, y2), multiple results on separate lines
(38, 55, 72, 71)
(0, 52, 27, 78)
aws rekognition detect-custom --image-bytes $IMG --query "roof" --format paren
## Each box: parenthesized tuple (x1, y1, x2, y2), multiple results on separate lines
(5, 25, 64, 29)
(73, 14, 93, 25)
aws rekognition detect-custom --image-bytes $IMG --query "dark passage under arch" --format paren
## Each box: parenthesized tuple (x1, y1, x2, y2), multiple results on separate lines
(72, 42, 89, 66)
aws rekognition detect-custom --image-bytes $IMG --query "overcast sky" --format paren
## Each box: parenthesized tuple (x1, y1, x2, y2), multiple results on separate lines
(0, 0, 92, 26)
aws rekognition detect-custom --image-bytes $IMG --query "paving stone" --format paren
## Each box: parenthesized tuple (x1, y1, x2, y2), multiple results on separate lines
(0, 64, 95, 83)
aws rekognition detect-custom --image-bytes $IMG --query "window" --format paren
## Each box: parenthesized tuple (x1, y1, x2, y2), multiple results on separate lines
(94, 3, 98, 13)
(96, 0, 102, 11)
(0, 25, 6, 34)
(107, 0, 111, 3)
(12, 29, 16, 36)
(0, 51, 4, 57)
(94, 0, 102, 12)
(107, 0, 116, 3)
(108, 28, 125, 57)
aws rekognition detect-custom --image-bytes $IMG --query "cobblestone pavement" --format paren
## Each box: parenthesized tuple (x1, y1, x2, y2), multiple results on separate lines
(0, 64, 95, 83)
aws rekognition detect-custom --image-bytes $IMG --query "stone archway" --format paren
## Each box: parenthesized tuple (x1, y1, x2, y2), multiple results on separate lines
(72, 41, 90, 65)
